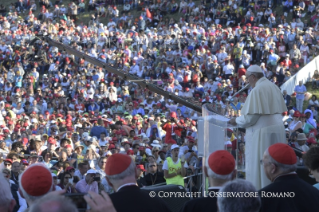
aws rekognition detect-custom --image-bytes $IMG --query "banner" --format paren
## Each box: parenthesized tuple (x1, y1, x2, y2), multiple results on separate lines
(280, 56, 319, 95)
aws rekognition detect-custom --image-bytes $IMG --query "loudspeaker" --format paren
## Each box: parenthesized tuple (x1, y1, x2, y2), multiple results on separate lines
(142, 185, 190, 212)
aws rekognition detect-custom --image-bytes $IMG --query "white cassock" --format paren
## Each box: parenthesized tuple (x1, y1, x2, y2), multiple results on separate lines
(236, 77, 287, 190)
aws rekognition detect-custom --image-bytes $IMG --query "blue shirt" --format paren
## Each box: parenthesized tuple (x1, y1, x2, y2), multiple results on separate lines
(294, 85, 307, 100)
(92, 74, 100, 82)
(313, 183, 319, 190)
(90, 126, 109, 139)
(268, 54, 279, 65)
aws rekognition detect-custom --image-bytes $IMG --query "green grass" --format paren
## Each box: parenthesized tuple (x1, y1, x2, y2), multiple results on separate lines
(290, 82, 319, 111)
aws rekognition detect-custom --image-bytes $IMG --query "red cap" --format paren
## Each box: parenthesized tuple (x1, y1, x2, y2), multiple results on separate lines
(22, 137, 28, 145)
(293, 111, 301, 117)
(20, 165, 53, 196)
(65, 144, 72, 149)
(127, 149, 134, 155)
(308, 137, 317, 144)
(4, 158, 13, 164)
(136, 164, 146, 172)
(108, 144, 116, 150)
(21, 159, 29, 165)
(170, 112, 177, 118)
(105, 153, 132, 176)
(166, 138, 177, 144)
(227, 128, 233, 133)
(48, 138, 56, 145)
(208, 150, 235, 175)
(268, 143, 297, 165)
(65, 167, 75, 172)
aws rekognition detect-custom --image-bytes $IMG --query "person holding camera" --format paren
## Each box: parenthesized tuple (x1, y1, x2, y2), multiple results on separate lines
(75, 169, 99, 194)
(59, 172, 77, 193)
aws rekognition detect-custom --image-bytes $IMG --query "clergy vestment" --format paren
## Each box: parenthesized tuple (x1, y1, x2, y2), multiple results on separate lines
(259, 174, 319, 212)
(236, 77, 287, 190)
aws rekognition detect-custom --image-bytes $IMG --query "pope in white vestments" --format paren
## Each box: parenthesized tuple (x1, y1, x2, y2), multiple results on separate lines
(230, 65, 287, 190)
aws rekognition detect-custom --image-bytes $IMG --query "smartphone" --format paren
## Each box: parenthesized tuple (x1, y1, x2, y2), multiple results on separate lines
(93, 177, 101, 181)
(68, 178, 73, 184)
(64, 193, 89, 212)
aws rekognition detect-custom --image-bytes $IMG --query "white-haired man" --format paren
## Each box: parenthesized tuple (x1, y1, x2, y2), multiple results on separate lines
(259, 143, 319, 212)
(92, 153, 171, 212)
(29, 194, 78, 212)
(180, 150, 236, 212)
(229, 65, 287, 189)
(217, 179, 261, 212)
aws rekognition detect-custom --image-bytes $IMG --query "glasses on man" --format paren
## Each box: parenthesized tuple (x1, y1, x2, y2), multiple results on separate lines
(149, 165, 156, 168)
(153, 150, 159, 152)
(4, 163, 12, 167)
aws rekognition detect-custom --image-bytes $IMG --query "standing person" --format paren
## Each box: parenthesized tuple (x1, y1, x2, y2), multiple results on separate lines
(282, 90, 291, 107)
(103, 154, 171, 212)
(260, 143, 319, 212)
(90, 118, 109, 139)
(162, 144, 187, 187)
(229, 65, 287, 190)
(294, 81, 307, 113)
(180, 150, 236, 212)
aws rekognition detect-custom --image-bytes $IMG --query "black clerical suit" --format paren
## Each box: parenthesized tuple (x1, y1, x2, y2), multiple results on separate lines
(144, 171, 166, 186)
(179, 188, 219, 212)
(110, 185, 172, 212)
(259, 173, 319, 212)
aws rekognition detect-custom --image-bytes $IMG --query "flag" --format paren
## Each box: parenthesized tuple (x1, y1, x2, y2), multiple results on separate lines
(146, 8, 152, 20)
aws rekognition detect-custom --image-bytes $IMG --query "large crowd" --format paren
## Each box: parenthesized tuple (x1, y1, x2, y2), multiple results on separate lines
(1, 0, 319, 211)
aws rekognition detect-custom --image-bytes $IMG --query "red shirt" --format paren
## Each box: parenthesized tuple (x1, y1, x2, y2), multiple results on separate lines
(75, 103, 85, 111)
(238, 68, 246, 79)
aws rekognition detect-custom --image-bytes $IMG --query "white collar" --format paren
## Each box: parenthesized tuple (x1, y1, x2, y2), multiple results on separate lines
(116, 183, 137, 192)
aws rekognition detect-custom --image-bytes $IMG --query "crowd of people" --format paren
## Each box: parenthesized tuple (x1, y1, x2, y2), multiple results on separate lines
(1, 0, 319, 211)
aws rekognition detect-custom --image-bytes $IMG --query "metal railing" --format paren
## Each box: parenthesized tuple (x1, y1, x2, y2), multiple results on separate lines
(144, 168, 203, 199)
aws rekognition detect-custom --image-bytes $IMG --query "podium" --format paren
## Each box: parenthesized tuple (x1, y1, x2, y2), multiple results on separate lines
(198, 104, 245, 192)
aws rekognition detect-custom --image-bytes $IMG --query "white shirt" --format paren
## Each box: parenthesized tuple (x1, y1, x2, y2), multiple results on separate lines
(10, 180, 27, 212)
(223, 64, 235, 75)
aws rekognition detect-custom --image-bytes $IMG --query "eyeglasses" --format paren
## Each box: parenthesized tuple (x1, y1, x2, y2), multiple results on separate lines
(4, 163, 11, 166)
(149, 165, 156, 167)
(64, 177, 72, 179)
(153, 150, 159, 152)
